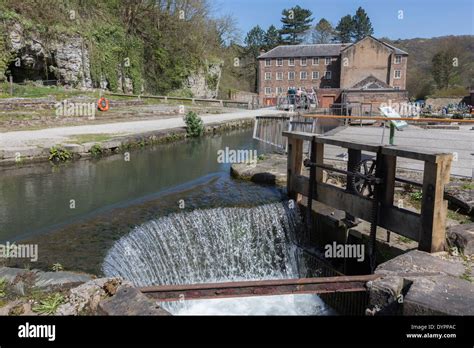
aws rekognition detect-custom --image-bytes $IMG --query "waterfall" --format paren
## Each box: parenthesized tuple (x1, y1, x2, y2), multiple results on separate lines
(102, 202, 331, 315)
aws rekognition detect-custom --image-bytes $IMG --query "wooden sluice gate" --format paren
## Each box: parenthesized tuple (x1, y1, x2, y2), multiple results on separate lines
(283, 130, 454, 255)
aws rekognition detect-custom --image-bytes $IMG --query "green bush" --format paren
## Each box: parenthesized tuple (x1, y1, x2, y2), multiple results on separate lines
(49, 146, 72, 162)
(183, 111, 204, 137)
(90, 144, 104, 157)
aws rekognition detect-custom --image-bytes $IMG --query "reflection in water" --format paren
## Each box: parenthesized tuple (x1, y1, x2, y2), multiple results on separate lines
(0, 129, 273, 241)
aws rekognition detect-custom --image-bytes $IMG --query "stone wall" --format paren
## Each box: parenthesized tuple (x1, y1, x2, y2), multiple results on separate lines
(343, 90, 409, 110)
(229, 90, 258, 103)
(340, 36, 407, 90)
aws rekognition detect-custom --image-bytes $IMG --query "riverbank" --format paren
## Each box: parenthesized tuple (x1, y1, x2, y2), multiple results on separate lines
(0, 107, 283, 167)
(0, 267, 170, 316)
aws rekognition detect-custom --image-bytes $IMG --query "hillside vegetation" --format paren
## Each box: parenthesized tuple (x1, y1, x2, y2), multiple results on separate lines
(0, 0, 233, 95)
(384, 36, 474, 99)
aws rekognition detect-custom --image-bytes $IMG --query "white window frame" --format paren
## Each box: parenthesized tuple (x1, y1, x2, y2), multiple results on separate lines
(300, 71, 307, 80)
(265, 72, 271, 80)
(300, 58, 307, 66)
(325, 57, 331, 65)
(394, 70, 401, 79)
(276, 58, 283, 66)
(324, 71, 332, 79)
(394, 55, 402, 64)
(265, 59, 272, 67)
(277, 87, 284, 94)
(276, 72, 283, 81)
(288, 71, 295, 80)
(288, 58, 295, 66)
(312, 57, 319, 65)
(312, 71, 319, 80)
(264, 87, 272, 95)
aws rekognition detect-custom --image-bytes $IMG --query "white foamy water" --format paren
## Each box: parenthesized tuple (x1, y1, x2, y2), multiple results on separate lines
(102, 202, 331, 315)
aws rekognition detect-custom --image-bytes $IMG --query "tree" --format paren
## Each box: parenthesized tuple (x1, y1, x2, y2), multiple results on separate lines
(244, 25, 266, 57)
(352, 7, 374, 41)
(264, 25, 281, 50)
(244, 25, 266, 92)
(280, 5, 313, 45)
(333, 15, 354, 43)
(312, 18, 334, 44)
(432, 50, 459, 90)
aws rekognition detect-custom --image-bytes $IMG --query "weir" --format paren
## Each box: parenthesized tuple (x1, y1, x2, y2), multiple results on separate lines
(102, 116, 457, 315)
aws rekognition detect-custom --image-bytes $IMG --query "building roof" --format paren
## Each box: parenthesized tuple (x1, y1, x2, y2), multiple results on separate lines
(258, 43, 350, 59)
(258, 36, 408, 59)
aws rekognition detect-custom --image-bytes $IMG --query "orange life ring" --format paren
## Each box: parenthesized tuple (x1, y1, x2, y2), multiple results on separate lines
(97, 97, 109, 112)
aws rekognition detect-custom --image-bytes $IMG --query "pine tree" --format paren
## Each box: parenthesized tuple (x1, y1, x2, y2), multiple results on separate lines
(245, 25, 266, 58)
(352, 7, 374, 41)
(334, 15, 354, 43)
(280, 5, 313, 45)
(264, 25, 281, 50)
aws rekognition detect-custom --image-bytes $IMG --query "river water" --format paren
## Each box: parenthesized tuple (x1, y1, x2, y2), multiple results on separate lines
(0, 129, 332, 315)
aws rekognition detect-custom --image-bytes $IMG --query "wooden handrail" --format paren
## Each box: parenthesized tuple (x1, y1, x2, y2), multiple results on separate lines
(304, 114, 474, 123)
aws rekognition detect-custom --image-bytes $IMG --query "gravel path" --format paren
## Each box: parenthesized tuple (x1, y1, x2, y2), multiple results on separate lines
(0, 108, 281, 149)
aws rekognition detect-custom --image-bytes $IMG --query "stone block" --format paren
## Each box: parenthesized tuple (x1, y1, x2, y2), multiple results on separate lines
(403, 275, 474, 315)
(34, 271, 92, 290)
(375, 250, 465, 277)
(98, 286, 170, 316)
(368, 276, 404, 315)
(447, 223, 474, 255)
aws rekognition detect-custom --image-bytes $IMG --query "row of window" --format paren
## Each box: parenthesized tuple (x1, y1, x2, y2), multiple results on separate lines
(265, 57, 331, 67)
(264, 55, 403, 67)
(264, 86, 330, 95)
(264, 85, 402, 95)
(265, 71, 331, 81)
(265, 70, 403, 81)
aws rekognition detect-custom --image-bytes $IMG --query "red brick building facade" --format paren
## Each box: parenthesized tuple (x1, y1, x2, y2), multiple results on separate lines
(257, 36, 408, 108)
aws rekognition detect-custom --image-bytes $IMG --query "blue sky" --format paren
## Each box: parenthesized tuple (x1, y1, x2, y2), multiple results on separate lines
(213, 0, 473, 41)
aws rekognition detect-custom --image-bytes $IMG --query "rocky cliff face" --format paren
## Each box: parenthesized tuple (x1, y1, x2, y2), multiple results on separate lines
(185, 61, 223, 99)
(6, 23, 222, 96)
(8, 23, 92, 88)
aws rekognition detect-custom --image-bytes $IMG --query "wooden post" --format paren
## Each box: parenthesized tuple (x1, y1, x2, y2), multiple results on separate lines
(287, 136, 303, 203)
(314, 142, 324, 184)
(380, 154, 397, 207)
(345, 149, 361, 224)
(380, 154, 397, 242)
(419, 155, 452, 252)
(9, 75, 13, 96)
